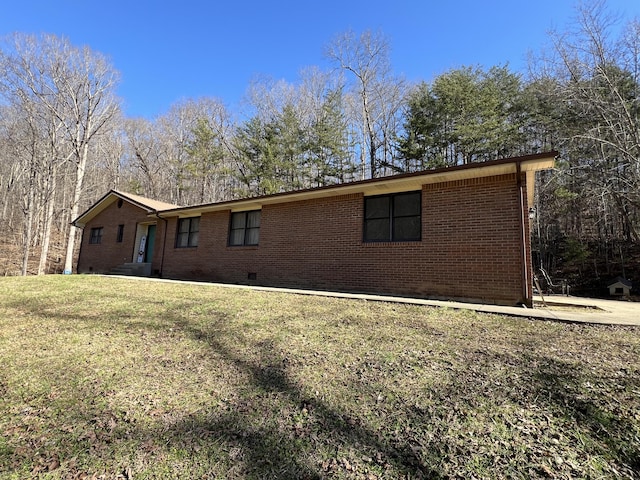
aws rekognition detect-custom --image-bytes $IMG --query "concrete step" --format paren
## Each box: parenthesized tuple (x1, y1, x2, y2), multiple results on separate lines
(109, 262, 152, 277)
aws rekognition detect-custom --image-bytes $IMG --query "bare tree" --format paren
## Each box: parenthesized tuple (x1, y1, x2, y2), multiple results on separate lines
(244, 76, 298, 123)
(183, 97, 235, 203)
(541, 1, 640, 242)
(0, 107, 24, 227)
(1, 34, 121, 274)
(122, 98, 236, 205)
(94, 116, 126, 192)
(1, 38, 73, 274)
(325, 30, 406, 178)
(123, 117, 166, 198)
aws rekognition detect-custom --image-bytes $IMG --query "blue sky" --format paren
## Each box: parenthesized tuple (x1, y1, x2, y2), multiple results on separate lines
(2, 0, 639, 118)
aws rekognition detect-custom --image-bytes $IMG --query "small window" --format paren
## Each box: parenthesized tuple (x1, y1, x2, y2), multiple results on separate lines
(116, 224, 124, 243)
(229, 210, 261, 246)
(89, 227, 103, 244)
(176, 217, 200, 248)
(364, 192, 421, 242)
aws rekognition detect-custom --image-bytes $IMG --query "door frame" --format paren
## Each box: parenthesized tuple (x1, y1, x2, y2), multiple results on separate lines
(133, 222, 157, 263)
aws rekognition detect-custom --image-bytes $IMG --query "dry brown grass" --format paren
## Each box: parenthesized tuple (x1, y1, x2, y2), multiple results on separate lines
(1, 275, 639, 479)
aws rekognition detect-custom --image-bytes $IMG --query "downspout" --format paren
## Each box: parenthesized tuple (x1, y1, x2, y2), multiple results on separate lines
(516, 162, 532, 307)
(154, 212, 169, 278)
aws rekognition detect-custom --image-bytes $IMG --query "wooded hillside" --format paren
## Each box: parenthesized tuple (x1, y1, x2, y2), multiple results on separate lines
(1, 2, 638, 297)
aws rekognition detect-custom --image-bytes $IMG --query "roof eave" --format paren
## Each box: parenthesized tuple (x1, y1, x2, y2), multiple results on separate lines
(156, 152, 557, 218)
(72, 190, 119, 228)
(73, 190, 160, 227)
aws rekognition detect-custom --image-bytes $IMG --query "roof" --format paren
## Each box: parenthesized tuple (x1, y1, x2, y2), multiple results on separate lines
(157, 151, 557, 218)
(608, 276, 633, 288)
(73, 151, 557, 226)
(73, 190, 180, 227)
(113, 190, 180, 211)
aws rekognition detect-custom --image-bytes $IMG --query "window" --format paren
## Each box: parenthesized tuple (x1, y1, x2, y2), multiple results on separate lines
(176, 217, 200, 248)
(229, 210, 261, 246)
(116, 224, 124, 243)
(364, 191, 421, 242)
(89, 227, 103, 244)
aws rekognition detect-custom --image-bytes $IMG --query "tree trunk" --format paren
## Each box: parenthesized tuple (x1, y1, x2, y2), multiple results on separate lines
(63, 142, 89, 274)
(21, 167, 37, 276)
(38, 168, 57, 275)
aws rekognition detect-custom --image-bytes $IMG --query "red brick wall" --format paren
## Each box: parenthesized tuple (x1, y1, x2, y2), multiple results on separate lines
(159, 173, 531, 305)
(77, 200, 153, 274)
(422, 174, 528, 304)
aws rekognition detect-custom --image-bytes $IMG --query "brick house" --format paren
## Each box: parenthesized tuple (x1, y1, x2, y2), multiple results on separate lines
(73, 152, 556, 306)
(72, 192, 180, 277)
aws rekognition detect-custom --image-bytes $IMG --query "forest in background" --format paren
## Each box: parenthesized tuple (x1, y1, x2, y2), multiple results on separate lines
(0, 1, 639, 298)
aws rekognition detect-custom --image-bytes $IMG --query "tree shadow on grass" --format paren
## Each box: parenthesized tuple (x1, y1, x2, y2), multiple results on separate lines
(422, 346, 640, 478)
(3, 292, 443, 478)
(133, 318, 445, 479)
(523, 354, 640, 475)
(7, 288, 638, 478)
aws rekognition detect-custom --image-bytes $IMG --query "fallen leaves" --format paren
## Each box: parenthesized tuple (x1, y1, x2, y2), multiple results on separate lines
(0, 275, 639, 479)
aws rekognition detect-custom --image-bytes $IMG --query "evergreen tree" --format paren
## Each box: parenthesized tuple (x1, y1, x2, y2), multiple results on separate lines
(273, 104, 306, 190)
(233, 117, 284, 196)
(308, 89, 355, 185)
(398, 66, 529, 168)
(185, 118, 225, 203)
(397, 82, 448, 170)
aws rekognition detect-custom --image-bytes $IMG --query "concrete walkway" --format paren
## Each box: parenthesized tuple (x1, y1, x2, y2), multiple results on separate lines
(105, 275, 640, 327)
(530, 295, 640, 326)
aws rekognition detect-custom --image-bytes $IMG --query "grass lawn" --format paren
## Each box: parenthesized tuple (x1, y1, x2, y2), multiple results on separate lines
(0, 275, 639, 479)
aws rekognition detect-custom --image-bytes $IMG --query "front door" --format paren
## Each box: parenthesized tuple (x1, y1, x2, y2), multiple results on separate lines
(144, 225, 156, 263)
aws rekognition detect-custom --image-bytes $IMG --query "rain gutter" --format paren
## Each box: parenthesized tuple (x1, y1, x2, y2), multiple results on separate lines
(154, 212, 169, 278)
(516, 161, 532, 307)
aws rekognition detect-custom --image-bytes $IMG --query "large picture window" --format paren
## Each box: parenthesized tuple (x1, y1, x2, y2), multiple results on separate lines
(229, 210, 261, 246)
(176, 217, 200, 248)
(89, 227, 103, 244)
(364, 191, 421, 242)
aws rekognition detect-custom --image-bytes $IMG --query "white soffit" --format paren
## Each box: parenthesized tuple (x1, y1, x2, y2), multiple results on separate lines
(156, 155, 556, 217)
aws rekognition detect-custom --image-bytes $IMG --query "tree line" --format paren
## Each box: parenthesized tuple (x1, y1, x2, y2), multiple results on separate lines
(0, 2, 638, 293)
